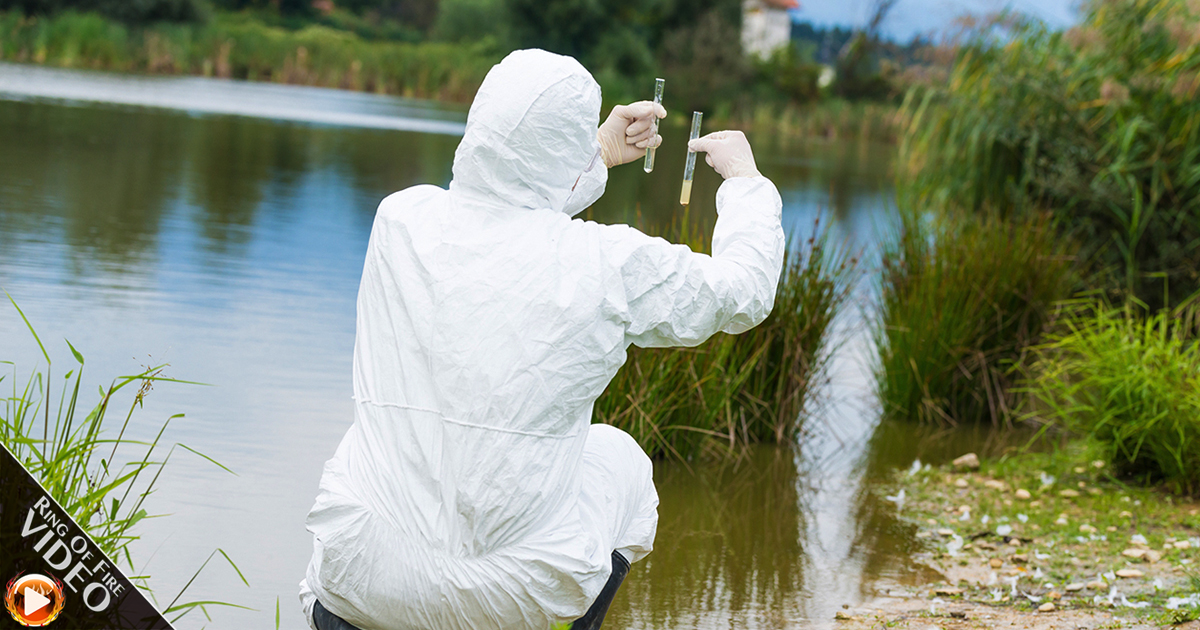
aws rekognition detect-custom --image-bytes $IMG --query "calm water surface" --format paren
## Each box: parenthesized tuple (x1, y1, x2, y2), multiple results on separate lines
(0, 64, 1007, 629)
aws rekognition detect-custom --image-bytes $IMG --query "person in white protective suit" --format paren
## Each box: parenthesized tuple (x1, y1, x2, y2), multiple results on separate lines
(299, 48, 785, 630)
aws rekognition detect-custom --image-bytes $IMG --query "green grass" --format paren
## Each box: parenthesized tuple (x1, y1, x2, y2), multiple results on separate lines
(897, 0, 1200, 308)
(1, 293, 246, 621)
(874, 205, 1076, 426)
(595, 217, 857, 459)
(0, 10, 500, 101)
(1022, 299, 1200, 494)
(0, 9, 905, 142)
(729, 99, 902, 144)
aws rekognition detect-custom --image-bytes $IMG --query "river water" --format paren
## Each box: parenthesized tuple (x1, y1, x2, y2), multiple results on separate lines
(0, 63, 1004, 629)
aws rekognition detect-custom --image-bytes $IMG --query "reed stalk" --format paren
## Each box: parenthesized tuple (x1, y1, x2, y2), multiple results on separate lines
(2, 293, 245, 620)
(873, 205, 1076, 426)
(596, 217, 857, 459)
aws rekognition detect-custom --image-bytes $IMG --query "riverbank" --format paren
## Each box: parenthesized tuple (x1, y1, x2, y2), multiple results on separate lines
(836, 598, 1184, 629)
(0, 10, 498, 101)
(861, 448, 1200, 625)
(0, 9, 902, 142)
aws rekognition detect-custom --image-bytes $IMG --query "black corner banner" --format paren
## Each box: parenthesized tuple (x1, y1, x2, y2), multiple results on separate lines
(0, 443, 173, 629)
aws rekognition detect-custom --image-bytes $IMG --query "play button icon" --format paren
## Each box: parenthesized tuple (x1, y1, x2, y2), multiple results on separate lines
(5, 573, 64, 626)
(23, 585, 50, 616)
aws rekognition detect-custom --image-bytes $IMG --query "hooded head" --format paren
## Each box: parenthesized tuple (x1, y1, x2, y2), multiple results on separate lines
(450, 49, 607, 216)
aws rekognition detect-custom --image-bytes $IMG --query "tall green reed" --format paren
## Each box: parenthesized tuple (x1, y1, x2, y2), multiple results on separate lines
(1022, 299, 1200, 494)
(898, 0, 1200, 308)
(0, 10, 904, 143)
(0, 10, 500, 102)
(874, 205, 1076, 426)
(2, 295, 245, 620)
(728, 99, 902, 144)
(595, 217, 857, 460)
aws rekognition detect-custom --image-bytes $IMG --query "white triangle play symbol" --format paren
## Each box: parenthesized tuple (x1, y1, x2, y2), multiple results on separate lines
(23, 586, 50, 616)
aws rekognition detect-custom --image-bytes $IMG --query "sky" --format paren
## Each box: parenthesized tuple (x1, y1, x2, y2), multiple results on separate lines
(791, 0, 1081, 41)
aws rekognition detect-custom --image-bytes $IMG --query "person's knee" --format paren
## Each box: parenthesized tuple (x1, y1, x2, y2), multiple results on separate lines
(586, 424, 651, 475)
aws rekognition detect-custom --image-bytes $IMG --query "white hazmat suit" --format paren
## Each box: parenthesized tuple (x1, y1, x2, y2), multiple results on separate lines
(300, 49, 785, 630)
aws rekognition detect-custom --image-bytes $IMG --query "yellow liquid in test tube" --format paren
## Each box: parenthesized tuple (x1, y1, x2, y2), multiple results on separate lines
(679, 111, 703, 205)
(679, 180, 693, 206)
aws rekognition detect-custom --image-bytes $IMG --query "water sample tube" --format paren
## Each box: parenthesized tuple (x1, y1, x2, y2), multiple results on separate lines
(643, 78, 666, 174)
(680, 111, 703, 206)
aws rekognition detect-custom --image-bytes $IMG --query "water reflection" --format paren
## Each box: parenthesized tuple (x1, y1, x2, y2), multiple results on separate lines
(0, 68, 1002, 630)
(610, 447, 803, 629)
(0, 99, 460, 272)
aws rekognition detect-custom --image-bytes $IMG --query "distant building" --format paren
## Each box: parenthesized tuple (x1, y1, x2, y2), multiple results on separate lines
(742, 0, 801, 59)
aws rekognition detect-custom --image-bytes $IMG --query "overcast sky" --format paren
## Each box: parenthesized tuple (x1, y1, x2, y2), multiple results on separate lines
(792, 0, 1081, 41)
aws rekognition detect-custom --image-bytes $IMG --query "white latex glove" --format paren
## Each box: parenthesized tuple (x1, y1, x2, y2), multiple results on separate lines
(687, 130, 761, 179)
(597, 101, 668, 168)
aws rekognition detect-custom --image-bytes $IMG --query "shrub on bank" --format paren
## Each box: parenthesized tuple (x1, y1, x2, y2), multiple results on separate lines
(0, 10, 500, 101)
(0, 8, 906, 139)
(874, 206, 1076, 426)
(0, 0, 208, 23)
(596, 218, 857, 460)
(899, 0, 1200, 308)
(1024, 301, 1200, 494)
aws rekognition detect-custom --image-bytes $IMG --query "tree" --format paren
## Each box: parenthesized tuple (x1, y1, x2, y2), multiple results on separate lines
(503, 0, 742, 103)
(336, 0, 440, 31)
(834, 0, 898, 99)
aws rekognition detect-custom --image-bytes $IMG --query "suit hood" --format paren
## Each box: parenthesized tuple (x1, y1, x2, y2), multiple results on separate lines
(450, 49, 604, 214)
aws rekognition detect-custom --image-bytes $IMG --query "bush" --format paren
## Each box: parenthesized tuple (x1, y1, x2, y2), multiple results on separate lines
(0, 10, 501, 101)
(1024, 300, 1200, 493)
(899, 0, 1200, 308)
(656, 8, 748, 112)
(432, 0, 507, 44)
(0, 0, 208, 23)
(596, 217, 857, 459)
(874, 206, 1076, 425)
(752, 44, 821, 105)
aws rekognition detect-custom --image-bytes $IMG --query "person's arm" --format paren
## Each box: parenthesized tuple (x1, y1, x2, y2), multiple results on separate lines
(600, 132, 784, 348)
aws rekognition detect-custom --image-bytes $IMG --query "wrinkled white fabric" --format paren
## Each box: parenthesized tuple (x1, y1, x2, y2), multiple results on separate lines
(561, 148, 606, 217)
(299, 48, 786, 630)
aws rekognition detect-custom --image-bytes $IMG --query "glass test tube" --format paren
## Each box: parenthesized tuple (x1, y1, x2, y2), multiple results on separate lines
(680, 111, 703, 206)
(643, 78, 666, 173)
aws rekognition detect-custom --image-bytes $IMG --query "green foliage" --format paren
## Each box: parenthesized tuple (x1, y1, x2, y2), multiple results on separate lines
(653, 8, 747, 112)
(833, 33, 895, 100)
(0, 0, 209, 23)
(336, 0, 439, 31)
(504, 0, 655, 90)
(2, 296, 248, 619)
(503, 0, 743, 108)
(1023, 300, 1200, 493)
(596, 218, 857, 459)
(752, 45, 821, 105)
(874, 206, 1077, 426)
(731, 99, 901, 142)
(0, 10, 501, 101)
(899, 0, 1200, 308)
(0, 5, 905, 136)
(209, 0, 312, 18)
(0, 296, 231, 565)
(431, 0, 507, 44)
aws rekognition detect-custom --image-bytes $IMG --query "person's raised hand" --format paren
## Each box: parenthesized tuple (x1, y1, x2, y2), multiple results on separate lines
(687, 130, 761, 180)
(597, 101, 667, 168)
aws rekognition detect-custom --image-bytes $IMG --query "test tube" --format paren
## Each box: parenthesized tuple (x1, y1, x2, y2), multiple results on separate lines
(680, 111, 703, 206)
(643, 78, 666, 173)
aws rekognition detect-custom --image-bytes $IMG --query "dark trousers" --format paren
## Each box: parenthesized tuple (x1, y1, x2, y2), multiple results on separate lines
(312, 550, 630, 630)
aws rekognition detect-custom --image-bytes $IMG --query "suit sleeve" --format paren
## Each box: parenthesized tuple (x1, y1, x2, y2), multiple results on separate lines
(599, 176, 785, 348)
